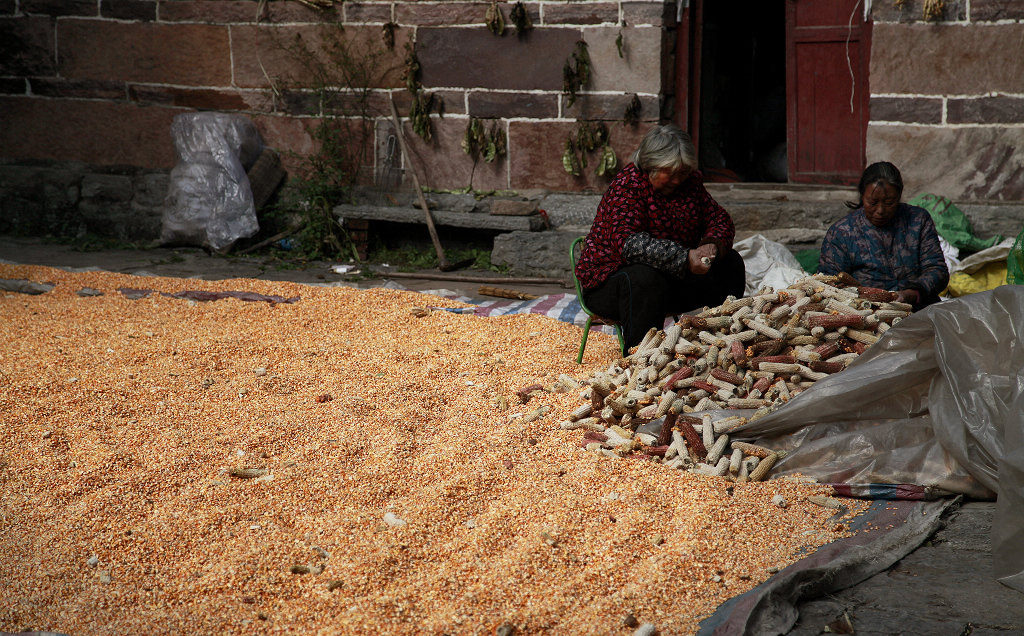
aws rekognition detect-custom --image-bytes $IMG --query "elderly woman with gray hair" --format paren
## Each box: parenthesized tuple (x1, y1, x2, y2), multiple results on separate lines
(575, 123, 745, 354)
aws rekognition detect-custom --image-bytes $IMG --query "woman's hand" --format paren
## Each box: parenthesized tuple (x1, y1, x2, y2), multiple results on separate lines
(689, 244, 718, 275)
(896, 288, 921, 306)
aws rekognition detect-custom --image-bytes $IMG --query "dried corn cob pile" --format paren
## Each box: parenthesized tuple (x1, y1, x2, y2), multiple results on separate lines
(0, 264, 867, 635)
(561, 273, 911, 479)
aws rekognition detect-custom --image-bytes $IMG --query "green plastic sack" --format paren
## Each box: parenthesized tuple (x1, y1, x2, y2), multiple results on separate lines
(1008, 227, 1024, 285)
(794, 248, 820, 274)
(908, 193, 1003, 253)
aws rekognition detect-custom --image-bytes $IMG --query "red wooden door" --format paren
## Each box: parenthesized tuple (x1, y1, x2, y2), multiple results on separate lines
(786, 0, 871, 185)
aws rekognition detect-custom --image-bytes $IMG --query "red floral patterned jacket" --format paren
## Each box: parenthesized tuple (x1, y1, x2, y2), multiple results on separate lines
(574, 163, 736, 290)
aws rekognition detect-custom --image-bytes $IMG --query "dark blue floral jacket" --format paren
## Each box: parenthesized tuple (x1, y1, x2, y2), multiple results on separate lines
(818, 203, 949, 297)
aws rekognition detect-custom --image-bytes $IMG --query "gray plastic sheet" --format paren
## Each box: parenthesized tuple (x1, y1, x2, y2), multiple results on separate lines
(160, 112, 263, 252)
(724, 285, 1024, 592)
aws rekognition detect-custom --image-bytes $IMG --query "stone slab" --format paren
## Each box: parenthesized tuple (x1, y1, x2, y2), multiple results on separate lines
(867, 124, 1024, 201)
(0, 16, 56, 76)
(508, 120, 647, 192)
(870, 96, 942, 124)
(489, 200, 538, 216)
(971, 0, 1024, 21)
(0, 97, 181, 169)
(58, 19, 232, 86)
(417, 26, 579, 91)
(160, 0, 338, 23)
(378, 117, 509, 192)
(871, 23, 1024, 95)
(230, 24, 409, 90)
(100, 0, 157, 21)
(585, 26, 665, 95)
(870, 0, 967, 22)
(333, 204, 547, 232)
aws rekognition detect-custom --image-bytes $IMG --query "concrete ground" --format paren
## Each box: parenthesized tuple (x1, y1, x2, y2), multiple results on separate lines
(2, 235, 1022, 635)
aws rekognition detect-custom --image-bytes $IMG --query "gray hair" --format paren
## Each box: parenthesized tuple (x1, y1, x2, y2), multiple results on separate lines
(631, 123, 697, 174)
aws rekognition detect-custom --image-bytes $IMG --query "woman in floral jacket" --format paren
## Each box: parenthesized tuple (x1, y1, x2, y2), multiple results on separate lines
(818, 161, 949, 311)
(575, 124, 745, 354)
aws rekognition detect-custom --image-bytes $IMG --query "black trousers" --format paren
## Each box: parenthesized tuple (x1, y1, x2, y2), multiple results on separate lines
(582, 248, 746, 354)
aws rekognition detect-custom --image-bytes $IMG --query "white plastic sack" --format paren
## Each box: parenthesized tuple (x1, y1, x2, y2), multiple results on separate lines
(161, 112, 262, 252)
(727, 286, 1024, 591)
(948, 237, 1016, 276)
(734, 234, 808, 296)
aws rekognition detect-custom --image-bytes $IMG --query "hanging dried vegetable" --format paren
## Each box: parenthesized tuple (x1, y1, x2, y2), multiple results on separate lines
(595, 144, 617, 177)
(485, 121, 507, 163)
(485, 2, 505, 35)
(623, 94, 642, 126)
(381, 22, 396, 50)
(562, 138, 582, 176)
(409, 92, 436, 142)
(401, 43, 419, 94)
(510, 1, 532, 34)
(562, 40, 591, 107)
(462, 118, 506, 163)
(562, 121, 615, 177)
(401, 44, 436, 142)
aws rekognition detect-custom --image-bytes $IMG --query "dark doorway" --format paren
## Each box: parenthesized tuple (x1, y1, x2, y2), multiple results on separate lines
(695, 1, 787, 182)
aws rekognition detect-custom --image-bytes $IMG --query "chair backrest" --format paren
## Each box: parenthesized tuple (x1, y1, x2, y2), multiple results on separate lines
(570, 236, 598, 317)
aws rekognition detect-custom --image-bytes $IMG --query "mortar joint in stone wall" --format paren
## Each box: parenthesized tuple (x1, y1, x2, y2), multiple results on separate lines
(869, 121, 1024, 128)
(228, 25, 237, 88)
(872, 92, 1024, 100)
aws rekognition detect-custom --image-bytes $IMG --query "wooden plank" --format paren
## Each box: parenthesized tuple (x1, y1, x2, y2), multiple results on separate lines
(333, 204, 547, 232)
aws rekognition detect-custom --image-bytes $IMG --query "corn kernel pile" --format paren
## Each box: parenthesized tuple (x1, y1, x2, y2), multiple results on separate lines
(0, 264, 864, 635)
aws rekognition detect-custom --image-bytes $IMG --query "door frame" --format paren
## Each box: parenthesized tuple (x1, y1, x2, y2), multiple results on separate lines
(672, 0, 703, 154)
(673, 0, 872, 184)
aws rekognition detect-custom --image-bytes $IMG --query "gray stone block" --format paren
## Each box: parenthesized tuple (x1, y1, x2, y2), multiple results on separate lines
(0, 163, 85, 235)
(81, 174, 133, 202)
(537, 192, 602, 227)
(959, 202, 1024, 241)
(132, 173, 169, 210)
(491, 230, 584, 279)
(79, 173, 162, 240)
(422, 192, 479, 214)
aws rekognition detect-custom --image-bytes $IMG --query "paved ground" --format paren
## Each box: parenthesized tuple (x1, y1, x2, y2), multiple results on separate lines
(2, 235, 1022, 635)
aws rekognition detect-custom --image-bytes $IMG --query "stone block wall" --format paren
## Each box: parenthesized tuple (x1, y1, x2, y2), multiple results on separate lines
(867, 1, 1024, 201)
(0, 0, 669, 229)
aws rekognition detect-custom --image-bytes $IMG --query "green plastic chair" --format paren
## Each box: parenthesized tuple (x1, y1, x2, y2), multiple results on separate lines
(570, 236, 625, 363)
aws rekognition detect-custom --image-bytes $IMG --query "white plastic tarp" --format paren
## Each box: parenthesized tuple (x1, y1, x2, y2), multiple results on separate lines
(734, 234, 808, 296)
(161, 112, 263, 252)
(726, 285, 1024, 591)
